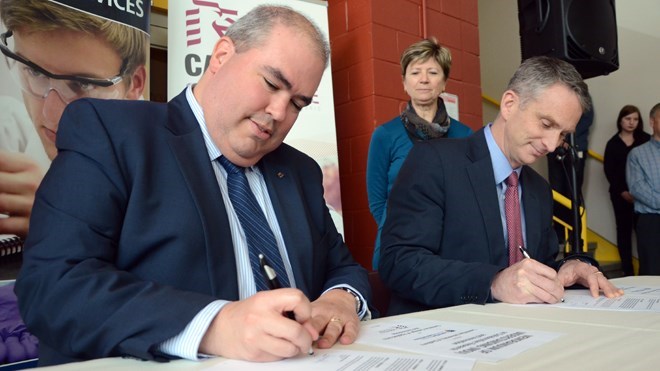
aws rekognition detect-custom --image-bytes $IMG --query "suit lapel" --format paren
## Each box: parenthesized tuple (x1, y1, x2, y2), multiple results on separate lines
(259, 151, 313, 297)
(166, 91, 238, 298)
(465, 130, 508, 264)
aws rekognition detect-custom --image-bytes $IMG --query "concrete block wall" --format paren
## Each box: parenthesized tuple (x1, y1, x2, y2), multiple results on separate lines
(328, 0, 482, 269)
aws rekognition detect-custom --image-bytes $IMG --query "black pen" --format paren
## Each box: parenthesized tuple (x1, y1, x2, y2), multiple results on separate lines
(518, 246, 564, 302)
(259, 255, 296, 319)
(259, 253, 283, 290)
(258, 254, 314, 355)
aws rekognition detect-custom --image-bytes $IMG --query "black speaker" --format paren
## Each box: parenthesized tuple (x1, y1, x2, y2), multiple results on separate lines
(518, 0, 619, 79)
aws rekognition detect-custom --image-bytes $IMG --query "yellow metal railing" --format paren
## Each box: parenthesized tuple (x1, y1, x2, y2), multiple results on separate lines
(588, 149, 603, 162)
(552, 190, 588, 253)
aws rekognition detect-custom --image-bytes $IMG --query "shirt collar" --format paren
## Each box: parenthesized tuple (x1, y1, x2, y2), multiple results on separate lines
(484, 123, 521, 185)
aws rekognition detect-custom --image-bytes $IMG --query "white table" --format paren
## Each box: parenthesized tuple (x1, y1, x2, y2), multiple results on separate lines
(35, 276, 660, 370)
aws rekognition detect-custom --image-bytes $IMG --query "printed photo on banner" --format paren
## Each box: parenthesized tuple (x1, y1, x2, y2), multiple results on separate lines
(0, 0, 149, 249)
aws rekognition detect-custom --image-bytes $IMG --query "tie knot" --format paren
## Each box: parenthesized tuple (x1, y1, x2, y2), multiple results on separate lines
(218, 156, 244, 174)
(506, 171, 519, 187)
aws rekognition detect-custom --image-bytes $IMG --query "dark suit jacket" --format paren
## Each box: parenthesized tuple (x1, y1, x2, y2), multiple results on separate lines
(379, 128, 559, 315)
(15, 91, 370, 365)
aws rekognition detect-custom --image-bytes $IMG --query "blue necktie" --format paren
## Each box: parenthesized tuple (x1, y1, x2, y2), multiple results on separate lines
(218, 156, 290, 291)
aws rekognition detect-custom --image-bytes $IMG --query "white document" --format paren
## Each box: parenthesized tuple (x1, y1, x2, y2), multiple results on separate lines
(554, 286, 660, 311)
(208, 349, 475, 371)
(356, 318, 562, 363)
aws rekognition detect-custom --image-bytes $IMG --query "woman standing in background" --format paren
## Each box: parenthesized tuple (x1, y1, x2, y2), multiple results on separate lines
(604, 105, 650, 276)
(366, 38, 472, 270)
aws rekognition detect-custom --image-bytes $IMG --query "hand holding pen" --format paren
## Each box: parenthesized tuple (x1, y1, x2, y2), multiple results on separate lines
(519, 246, 565, 303)
(259, 254, 315, 355)
(198, 277, 317, 361)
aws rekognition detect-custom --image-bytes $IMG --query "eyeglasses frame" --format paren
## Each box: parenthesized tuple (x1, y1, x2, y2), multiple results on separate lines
(0, 30, 125, 89)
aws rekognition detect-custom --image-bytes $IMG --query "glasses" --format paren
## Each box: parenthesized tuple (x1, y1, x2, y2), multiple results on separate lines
(0, 30, 126, 103)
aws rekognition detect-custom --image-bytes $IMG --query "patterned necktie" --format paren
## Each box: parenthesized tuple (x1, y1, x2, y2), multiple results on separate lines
(217, 156, 290, 291)
(505, 171, 524, 265)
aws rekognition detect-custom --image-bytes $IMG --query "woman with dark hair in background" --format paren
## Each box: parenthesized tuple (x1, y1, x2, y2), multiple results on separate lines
(604, 105, 650, 276)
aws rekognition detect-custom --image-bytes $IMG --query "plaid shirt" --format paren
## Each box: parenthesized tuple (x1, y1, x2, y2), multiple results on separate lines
(627, 138, 660, 214)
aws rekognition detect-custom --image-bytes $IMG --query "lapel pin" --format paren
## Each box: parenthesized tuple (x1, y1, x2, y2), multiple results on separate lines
(277, 171, 285, 179)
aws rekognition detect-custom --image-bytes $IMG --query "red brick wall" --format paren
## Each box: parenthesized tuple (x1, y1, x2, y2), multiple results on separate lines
(328, 0, 482, 269)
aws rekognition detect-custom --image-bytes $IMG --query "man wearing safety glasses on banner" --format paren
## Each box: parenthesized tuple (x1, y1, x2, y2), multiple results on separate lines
(0, 0, 148, 239)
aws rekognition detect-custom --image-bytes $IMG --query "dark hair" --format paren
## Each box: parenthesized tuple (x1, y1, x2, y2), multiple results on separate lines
(616, 105, 645, 139)
(650, 102, 660, 118)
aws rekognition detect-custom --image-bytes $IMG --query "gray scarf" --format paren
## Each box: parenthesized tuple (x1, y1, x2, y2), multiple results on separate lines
(400, 98, 450, 141)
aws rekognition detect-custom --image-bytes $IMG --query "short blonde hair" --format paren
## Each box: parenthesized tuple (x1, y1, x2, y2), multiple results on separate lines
(400, 37, 452, 78)
(1, 0, 148, 81)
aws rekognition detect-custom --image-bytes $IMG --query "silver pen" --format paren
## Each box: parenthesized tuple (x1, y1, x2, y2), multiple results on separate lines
(518, 245, 531, 259)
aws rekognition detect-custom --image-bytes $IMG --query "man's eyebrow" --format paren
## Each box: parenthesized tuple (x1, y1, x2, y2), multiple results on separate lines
(541, 114, 575, 134)
(539, 113, 560, 127)
(265, 65, 292, 90)
(264, 65, 313, 106)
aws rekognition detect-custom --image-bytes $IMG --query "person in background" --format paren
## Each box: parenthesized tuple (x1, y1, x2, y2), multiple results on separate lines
(0, 0, 148, 239)
(15, 5, 371, 366)
(603, 105, 650, 276)
(366, 37, 472, 270)
(379, 56, 623, 315)
(627, 103, 660, 275)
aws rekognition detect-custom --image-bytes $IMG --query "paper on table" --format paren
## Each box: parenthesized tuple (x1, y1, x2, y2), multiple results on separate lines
(551, 286, 660, 311)
(207, 348, 475, 371)
(355, 318, 562, 363)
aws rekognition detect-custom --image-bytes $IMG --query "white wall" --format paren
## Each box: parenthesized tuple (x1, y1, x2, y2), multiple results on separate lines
(478, 0, 660, 244)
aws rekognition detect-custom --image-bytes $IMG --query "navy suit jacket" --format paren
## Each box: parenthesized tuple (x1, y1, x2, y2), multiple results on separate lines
(16, 91, 370, 365)
(379, 128, 559, 315)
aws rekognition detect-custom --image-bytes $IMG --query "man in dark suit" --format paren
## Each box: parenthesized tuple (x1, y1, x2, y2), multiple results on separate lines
(15, 5, 371, 366)
(379, 56, 623, 316)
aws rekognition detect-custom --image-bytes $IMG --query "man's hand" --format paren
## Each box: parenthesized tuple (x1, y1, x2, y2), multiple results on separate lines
(557, 259, 624, 298)
(199, 289, 318, 361)
(491, 258, 565, 304)
(0, 151, 45, 238)
(311, 289, 360, 349)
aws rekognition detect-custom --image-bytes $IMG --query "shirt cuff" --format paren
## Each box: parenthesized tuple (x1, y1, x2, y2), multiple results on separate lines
(157, 300, 228, 360)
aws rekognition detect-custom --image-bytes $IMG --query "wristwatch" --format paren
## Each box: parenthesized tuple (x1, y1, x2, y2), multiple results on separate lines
(337, 287, 362, 314)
